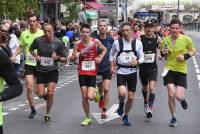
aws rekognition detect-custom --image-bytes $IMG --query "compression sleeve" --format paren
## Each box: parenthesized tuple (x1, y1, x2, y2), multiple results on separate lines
(0, 50, 23, 102)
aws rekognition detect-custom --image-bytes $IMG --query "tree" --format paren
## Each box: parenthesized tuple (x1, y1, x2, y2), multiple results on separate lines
(0, 0, 40, 21)
(62, 0, 80, 22)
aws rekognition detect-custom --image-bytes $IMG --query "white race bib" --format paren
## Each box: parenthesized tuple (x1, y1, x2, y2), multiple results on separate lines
(118, 52, 135, 65)
(27, 55, 36, 63)
(82, 61, 96, 71)
(144, 54, 155, 63)
(96, 75, 103, 84)
(40, 57, 54, 66)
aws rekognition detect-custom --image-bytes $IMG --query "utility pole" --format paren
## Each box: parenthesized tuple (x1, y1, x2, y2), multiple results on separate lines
(177, 0, 180, 19)
(55, 0, 59, 22)
(39, 0, 44, 21)
(116, 0, 119, 27)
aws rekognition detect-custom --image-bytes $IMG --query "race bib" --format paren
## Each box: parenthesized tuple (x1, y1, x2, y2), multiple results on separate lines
(144, 54, 155, 63)
(118, 52, 135, 65)
(40, 57, 54, 66)
(27, 55, 36, 63)
(96, 75, 103, 84)
(82, 61, 96, 71)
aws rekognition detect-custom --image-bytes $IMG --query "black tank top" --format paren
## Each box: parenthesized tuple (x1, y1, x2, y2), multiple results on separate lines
(140, 35, 158, 69)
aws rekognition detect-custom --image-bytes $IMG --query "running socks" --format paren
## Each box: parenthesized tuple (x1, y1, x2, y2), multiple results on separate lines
(149, 93, 155, 108)
(142, 90, 148, 104)
(31, 106, 36, 113)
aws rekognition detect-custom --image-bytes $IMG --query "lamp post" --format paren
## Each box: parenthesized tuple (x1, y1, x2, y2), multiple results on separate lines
(55, 0, 59, 22)
(177, 0, 180, 19)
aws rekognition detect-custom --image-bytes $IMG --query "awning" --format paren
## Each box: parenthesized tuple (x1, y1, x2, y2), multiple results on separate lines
(86, 2, 109, 12)
(85, 10, 98, 20)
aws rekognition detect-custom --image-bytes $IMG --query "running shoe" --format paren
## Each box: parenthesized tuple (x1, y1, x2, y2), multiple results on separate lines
(28, 111, 37, 119)
(122, 115, 132, 126)
(44, 115, 51, 125)
(101, 110, 107, 119)
(181, 99, 188, 110)
(169, 117, 177, 127)
(81, 117, 92, 126)
(146, 108, 153, 118)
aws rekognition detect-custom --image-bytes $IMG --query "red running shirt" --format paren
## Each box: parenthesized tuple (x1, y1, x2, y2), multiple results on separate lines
(77, 38, 98, 75)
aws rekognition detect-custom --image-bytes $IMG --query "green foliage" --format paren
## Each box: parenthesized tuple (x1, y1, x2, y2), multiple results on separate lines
(0, 0, 40, 21)
(62, 0, 80, 22)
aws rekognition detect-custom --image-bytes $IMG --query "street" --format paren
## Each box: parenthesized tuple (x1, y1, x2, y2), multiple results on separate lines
(3, 31, 200, 134)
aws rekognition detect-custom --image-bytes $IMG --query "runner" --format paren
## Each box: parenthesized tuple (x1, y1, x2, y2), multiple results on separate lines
(139, 20, 161, 118)
(0, 46, 23, 134)
(11, 13, 44, 119)
(161, 18, 196, 127)
(29, 24, 67, 124)
(110, 22, 144, 126)
(70, 23, 107, 126)
(95, 20, 114, 119)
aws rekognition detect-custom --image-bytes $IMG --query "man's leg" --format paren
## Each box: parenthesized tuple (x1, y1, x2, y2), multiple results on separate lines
(142, 85, 148, 113)
(117, 86, 126, 116)
(147, 80, 156, 118)
(100, 79, 111, 119)
(46, 82, 56, 115)
(176, 86, 188, 110)
(167, 84, 177, 127)
(25, 75, 36, 119)
(124, 91, 134, 116)
(81, 86, 90, 118)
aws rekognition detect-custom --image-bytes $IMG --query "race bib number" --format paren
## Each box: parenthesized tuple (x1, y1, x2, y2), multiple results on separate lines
(27, 55, 36, 63)
(96, 75, 103, 84)
(118, 52, 135, 65)
(82, 61, 96, 71)
(144, 54, 155, 63)
(40, 57, 54, 66)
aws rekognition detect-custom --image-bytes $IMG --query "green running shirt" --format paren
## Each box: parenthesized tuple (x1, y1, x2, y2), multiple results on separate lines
(20, 29, 44, 66)
(162, 34, 195, 74)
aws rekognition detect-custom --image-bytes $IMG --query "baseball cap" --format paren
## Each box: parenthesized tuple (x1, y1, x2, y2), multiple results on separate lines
(144, 20, 155, 27)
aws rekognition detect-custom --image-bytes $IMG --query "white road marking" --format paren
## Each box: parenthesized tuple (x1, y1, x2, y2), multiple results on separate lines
(9, 108, 18, 111)
(197, 75, 200, 81)
(195, 65, 199, 68)
(196, 69, 200, 74)
(92, 104, 120, 124)
(3, 112, 9, 116)
(199, 83, 200, 89)
(68, 81, 73, 83)
(18, 104, 26, 107)
(34, 97, 39, 100)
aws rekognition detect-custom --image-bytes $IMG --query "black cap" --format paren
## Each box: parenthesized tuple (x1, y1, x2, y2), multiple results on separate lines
(144, 20, 155, 27)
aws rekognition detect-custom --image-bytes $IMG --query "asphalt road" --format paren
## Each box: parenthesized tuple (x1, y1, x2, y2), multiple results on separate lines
(3, 31, 200, 134)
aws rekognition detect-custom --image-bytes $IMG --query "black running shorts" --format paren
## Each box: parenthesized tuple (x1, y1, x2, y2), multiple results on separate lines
(163, 70, 187, 89)
(36, 70, 58, 84)
(24, 64, 36, 76)
(117, 72, 137, 92)
(97, 70, 112, 80)
(139, 68, 158, 86)
(79, 75, 96, 88)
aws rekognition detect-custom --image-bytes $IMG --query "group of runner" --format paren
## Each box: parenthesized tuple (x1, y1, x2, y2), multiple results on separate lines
(71, 18, 196, 127)
(0, 12, 196, 133)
